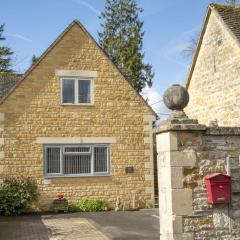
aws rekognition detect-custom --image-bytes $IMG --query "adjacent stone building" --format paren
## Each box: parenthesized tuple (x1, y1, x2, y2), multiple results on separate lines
(155, 83, 240, 239)
(185, 4, 240, 127)
(0, 21, 157, 210)
(155, 118, 240, 240)
(153, 4, 240, 239)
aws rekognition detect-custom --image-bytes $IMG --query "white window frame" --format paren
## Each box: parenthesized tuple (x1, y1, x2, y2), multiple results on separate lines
(44, 145, 63, 176)
(44, 144, 110, 178)
(63, 145, 91, 154)
(60, 77, 94, 105)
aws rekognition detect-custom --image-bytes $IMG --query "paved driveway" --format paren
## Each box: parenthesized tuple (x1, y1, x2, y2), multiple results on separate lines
(0, 209, 159, 240)
(79, 209, 160, 240)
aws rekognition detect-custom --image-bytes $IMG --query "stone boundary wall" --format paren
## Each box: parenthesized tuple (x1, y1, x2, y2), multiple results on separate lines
(155, 125, 240, 239)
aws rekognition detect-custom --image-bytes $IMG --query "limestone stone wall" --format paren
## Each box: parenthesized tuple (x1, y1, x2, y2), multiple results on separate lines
(185, 10, 240, 127)
(0, 22, 155, 210)
(181, 128, 240, 239)
(155, 122, 240, 239)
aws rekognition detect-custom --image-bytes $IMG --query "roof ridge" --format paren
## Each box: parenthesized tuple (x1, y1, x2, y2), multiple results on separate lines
(210, 3, 240, 10)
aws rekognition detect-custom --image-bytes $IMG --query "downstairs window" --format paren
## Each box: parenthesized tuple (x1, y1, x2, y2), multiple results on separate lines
(44, 144, 109, 177)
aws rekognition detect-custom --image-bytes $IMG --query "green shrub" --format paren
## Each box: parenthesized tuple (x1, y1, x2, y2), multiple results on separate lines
(0, 177, 39, 216)
(69, 199, 110, 212)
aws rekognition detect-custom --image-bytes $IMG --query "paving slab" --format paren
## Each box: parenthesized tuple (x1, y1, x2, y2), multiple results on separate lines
(42, 215, 109, 240)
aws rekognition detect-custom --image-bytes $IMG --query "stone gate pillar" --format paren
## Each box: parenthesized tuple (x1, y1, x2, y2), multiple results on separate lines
(155, 85, 206, 239)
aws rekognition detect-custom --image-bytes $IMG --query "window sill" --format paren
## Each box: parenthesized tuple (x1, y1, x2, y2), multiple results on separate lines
(44, 174, 110, 179)
(44, 175, 113, 184)
(61, 103, 94, 106)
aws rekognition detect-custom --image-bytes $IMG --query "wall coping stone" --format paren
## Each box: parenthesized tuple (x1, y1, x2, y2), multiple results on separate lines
(206, 127, 240, 136)
(154, 110, 240, 136)
(154, 122, 240, 136)
(154, 111, 206, 134)
(154, 123, 207, 134)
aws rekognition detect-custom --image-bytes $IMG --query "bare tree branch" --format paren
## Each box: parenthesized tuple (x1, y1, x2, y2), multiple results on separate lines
(181, 33, 199, 59)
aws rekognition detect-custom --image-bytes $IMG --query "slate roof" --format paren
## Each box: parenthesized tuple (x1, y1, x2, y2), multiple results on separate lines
(211, 3, 240, 42)
(0, 73, 22, 100)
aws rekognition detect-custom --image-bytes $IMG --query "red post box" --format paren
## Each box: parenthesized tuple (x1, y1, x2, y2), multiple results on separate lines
(205, 173, 231, 204)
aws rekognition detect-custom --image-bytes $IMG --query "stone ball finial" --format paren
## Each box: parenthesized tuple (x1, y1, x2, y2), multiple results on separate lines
(163, 84, 189, 111)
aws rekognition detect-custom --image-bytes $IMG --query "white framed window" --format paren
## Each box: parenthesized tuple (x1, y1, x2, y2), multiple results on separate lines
(44, 144, 109, 177)
(61, 78, 93, 105)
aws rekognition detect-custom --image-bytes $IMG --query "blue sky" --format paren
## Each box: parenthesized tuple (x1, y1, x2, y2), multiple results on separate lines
(1, 0, 226, 115)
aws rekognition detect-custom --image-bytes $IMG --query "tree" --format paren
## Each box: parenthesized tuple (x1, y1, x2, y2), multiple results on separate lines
(98, 0, 154, 92)
(182, 34, 199, 59)
(0, 24, 13, 73)
(31, 54, 39, 65)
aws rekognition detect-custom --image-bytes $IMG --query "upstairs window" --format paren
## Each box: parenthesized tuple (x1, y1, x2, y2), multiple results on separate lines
(62, 79, 75, 104)
(45, 144, 109, 177)
(61, 79, 92, 105)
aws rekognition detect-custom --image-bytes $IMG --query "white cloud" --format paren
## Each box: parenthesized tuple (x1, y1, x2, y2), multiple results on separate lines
(5, 33, 32, 42)
(182, 25, 200, 37)
(171, 42, 191, 55)
(141, 86, 170, 120)
(163, 25, 200, 59)
(71, 0, 100, 15)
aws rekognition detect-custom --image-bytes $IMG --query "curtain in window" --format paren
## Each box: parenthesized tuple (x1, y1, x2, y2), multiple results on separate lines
(62, 79, 75, 103)
(46, 147, 61, 174)
(64, 155, 91, 174)
(78, 80, 91, 103)
(94, 146, 108, 173)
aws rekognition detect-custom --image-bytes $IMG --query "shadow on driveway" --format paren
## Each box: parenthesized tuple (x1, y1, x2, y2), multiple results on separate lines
(72, 208, 160, 240)
(0, 215, 49, 240)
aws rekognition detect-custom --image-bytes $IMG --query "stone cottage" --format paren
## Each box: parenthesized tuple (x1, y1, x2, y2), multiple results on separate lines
(0, 20, 157, 210)
(185, 4, 240, 126)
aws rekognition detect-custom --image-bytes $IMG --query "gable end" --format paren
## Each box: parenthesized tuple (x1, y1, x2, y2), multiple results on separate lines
(186, 4, 240, 89)
(1, 20, 157, 118)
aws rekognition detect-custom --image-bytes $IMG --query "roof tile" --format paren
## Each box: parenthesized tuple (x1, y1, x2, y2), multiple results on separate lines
(0, 73, 22, 100)
(211, 4, 240, 41)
